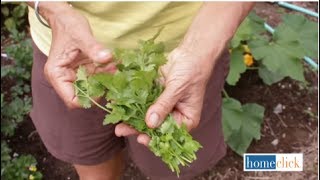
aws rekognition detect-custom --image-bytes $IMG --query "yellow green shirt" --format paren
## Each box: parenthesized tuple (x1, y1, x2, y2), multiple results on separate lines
(28, 2, 202, 55)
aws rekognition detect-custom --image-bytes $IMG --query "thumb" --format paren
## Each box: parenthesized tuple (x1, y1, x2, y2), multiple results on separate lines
(79, 37, 113, 65)
(146, 86, 180, 128)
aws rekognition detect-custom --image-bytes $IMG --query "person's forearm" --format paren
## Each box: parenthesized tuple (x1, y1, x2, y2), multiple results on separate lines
(179, 2, 255, 61)
(27, 2, 72, 26)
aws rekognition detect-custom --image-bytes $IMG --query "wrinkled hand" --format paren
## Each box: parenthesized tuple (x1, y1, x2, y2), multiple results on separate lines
(115, 48, 214, 146)
(44, 6, 116, 108)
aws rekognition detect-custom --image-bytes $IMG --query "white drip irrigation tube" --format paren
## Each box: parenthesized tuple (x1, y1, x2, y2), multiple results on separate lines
(277, 2, 319, 18)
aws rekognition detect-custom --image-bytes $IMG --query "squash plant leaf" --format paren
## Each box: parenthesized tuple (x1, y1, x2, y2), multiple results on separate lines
(249, 25, 306, 83)
(222, 97, 265, 156)
(281, 14, 318, 59)
(230, 12, 266, 48)
(226, 48, 247, 86)
(258, 64, 285, 85)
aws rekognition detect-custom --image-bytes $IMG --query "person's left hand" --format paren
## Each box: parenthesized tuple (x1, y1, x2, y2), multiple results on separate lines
(114, 47, 216, 146)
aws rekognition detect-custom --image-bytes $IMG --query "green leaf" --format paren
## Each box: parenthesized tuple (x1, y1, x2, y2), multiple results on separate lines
(1, 6, 9, 16)
(226, 48, 247, 85)
(91, 73, 113, 89)
(281, 14, 318, 59)
(103, 112, 122, 125)
(249, 30, 305, 83)
(76, 66, 88, 81)
(4, 17, 16, 32)
(222, 98, 265, 155)
(231, 12, 266, 48)
(159, 117, 175, 134)
(258, 64, 285, 85)
(12, 4, 27, 18)
(74, 66, 92, 108)
(87, 76, 105, 97)
(74, 33, 201, 175)
(1, 141, 12, 168)
(148, 53, 166, 68)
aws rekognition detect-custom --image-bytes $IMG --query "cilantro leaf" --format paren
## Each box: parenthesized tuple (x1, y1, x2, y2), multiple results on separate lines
(73, 33, 202, 176)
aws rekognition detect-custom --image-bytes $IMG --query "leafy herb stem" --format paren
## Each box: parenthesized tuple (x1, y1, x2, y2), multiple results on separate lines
(74, 85, 111, 113)
(222, 89, 230, 98)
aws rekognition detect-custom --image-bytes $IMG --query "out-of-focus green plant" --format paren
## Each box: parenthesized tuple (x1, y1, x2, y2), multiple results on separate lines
(1, 2, 28, 32)
(1, 32, 33, 137)
(1, 141, 42, 180)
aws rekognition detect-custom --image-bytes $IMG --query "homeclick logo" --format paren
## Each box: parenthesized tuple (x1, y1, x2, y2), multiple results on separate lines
(243, 153, 303, 171)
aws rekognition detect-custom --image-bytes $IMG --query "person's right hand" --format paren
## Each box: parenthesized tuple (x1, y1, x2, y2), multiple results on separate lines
(39, 2, 116, 108)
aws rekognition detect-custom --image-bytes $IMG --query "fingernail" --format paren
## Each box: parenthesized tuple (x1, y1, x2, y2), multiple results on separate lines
(149, 113, 159, 127)
(97, 50, 111, 60)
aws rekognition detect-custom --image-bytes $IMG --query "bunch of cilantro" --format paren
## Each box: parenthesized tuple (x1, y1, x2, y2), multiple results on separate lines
(74, 33, 202, 176)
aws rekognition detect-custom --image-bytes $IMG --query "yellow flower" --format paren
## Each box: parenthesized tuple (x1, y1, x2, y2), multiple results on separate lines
(242, 44, 251, 53)
(29, 174, 35, 180)
(29, 165, 37, 172)
(228, 48, 232, 53)
(243, 54, 254, 66)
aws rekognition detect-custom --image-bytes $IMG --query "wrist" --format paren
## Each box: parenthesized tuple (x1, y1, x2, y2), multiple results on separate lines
(178, 34, 228, 63)
(37, 2, 72, 26)
(170, 45, 221, 83)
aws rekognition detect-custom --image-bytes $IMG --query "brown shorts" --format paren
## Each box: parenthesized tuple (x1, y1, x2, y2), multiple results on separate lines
(30, 42, 229, 180)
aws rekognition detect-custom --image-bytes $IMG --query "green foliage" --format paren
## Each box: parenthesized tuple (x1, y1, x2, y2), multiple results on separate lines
(74, 34, 201, 176)
(1, 141, 42, 180)
(258, 64, 284, 85)
(1, 26, 42, 179)
(230, 12, 266, 48)
(228, 12, 318, 86)
(1, 95, 32, 137)
(226, 48, 247, 85)
(249, 25, 306, 83)
(281, 14, 318, 59)
(1, 3, 28, 32)
(1, 141, 12, 169)
(2, 35, 33, 82)
(222, 98, 265, 155)
(1, 33, 33, 137)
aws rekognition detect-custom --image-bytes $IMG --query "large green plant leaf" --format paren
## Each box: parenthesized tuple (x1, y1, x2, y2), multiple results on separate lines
(258, 64, 285, 85)
(226, 48, 246, 86)
(222, 98, 265, 155)
(249, 25, 306, 83)
(282, 14, 318, 59)
(231, 12, 266, 48)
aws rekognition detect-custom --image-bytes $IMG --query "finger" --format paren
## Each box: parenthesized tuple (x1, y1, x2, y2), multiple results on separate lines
(95, 62, 117, 74)
(145, 86, 180, 128)
(78, 35, 113, 65)
(172, 109, 194, 131)
(137, 134, 151, 146)
(115, 123, 139, 137)
(51, 46, 80, 67)
(81, 62, 117, 75)
(46, 66, 81, 109)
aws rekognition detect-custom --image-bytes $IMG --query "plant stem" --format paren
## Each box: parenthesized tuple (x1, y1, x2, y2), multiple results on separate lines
(222, 89, 230, 98)
(74, 85, 111, 113)
(247, 67, 259, 70)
